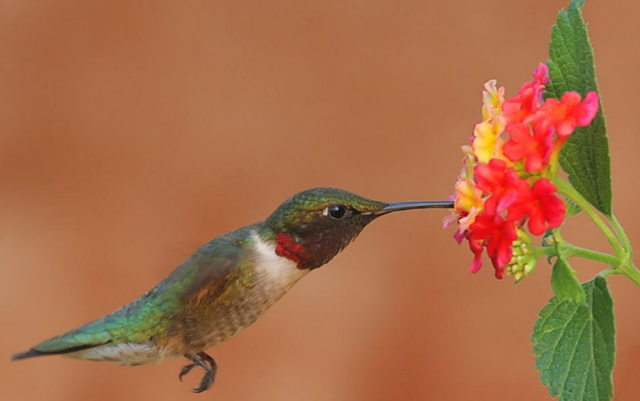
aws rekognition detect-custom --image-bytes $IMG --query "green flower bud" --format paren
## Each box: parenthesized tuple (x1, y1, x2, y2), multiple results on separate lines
(506, 228, 537, 283)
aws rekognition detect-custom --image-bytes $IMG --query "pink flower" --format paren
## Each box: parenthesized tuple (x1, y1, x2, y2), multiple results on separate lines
(503, 63, 549, 127)
(468, 236, 484, 274)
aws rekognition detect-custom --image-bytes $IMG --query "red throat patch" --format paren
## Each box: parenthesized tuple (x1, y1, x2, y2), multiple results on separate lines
(275, 233, 308, 269)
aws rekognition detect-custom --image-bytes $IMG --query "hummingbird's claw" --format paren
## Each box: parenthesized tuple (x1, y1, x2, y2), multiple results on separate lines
(179, 363, 195, 381)
(192, 369, 215, 394)
(180, 352, 217, 393)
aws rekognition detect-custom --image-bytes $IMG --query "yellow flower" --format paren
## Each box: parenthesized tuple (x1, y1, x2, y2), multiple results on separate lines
(454, 179, 483, 215)
(453, 178, 484, 231)
(482, 79, 505, 121)
(472, 116, 505, 164)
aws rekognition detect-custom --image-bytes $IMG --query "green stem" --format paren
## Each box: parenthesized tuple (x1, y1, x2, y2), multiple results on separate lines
(620, 264, 640, 288)
(531, 246, 556, 258)
(553, 229, 566, 245)
(532, 242, 640, 289)
(608, 214, 640, 287)
(610, 214, 633, 255)
(563, 246, 620, 266)
(554, 179, 625, 258)
(532, 244, 618, 266)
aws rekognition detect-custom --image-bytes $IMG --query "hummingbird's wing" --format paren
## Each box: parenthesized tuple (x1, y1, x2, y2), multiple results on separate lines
(167, 228, 253, 346)
(11, 227, 251, 362)
(177, 232, 248, 302)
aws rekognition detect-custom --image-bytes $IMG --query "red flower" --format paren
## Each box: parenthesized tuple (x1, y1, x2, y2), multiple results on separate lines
(503, 122, 554, 172)
(508, 178, 566, 235)
(538, 91, 599, 138)
(469, 214, 517, 279)
(474, 159, 528, 215)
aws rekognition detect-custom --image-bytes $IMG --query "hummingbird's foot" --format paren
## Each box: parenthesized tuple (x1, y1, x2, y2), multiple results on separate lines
(180, 351, 217, 393)
(178, 363, 196, 381)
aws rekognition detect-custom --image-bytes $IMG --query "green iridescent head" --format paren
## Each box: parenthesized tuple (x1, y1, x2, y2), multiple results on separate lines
(265, 187, 452, 270)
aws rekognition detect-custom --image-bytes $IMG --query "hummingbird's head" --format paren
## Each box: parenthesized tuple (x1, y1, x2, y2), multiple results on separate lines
(265, 187, 452, 270)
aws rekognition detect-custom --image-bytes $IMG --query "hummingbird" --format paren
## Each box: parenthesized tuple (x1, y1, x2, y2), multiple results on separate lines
(11, 187, 452, 393)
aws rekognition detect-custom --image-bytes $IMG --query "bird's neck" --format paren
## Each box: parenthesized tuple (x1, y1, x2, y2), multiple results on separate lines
(254, 224, 311, 270)
(250, 226, 309, 286)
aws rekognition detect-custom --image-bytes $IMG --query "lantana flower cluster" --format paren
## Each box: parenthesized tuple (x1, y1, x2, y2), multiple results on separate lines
(444, 63, 599, 280)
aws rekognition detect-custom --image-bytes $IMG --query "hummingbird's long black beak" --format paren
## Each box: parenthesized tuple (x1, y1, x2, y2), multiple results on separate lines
(375, 200, 454, 215)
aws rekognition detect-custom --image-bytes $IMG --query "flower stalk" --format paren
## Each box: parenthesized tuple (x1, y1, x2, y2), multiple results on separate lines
(553, 178, 625, 258)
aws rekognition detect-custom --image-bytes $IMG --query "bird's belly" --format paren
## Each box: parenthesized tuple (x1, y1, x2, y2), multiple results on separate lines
(191, 279, 299, 349)
(67, 341, 161, 366)
(187, 258, 308, 350)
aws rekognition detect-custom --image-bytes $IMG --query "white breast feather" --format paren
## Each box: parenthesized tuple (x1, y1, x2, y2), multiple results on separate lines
(251, 230, 308, 287)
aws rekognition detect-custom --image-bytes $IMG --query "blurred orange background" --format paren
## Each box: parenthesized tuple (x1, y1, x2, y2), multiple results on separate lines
(1, 1, 639, 400)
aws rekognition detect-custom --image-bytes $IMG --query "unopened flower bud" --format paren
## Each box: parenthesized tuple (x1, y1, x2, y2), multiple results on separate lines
(505, 228, 538, 282)
(524, 261, 536, 275)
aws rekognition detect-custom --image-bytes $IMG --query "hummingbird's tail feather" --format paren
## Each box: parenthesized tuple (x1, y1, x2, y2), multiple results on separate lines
(11, 348, 46, 361)
(10, 317, 116, 362)
(10, 341, 110, 361)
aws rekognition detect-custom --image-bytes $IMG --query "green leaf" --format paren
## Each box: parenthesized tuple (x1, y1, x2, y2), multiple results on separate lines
(551, 254, 586, 305)
(545, 0, 612, 216)
(532, 276, 615, 401)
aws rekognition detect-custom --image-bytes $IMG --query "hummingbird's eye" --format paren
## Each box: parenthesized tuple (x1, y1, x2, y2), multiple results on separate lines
(325, 204, 350, 220)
